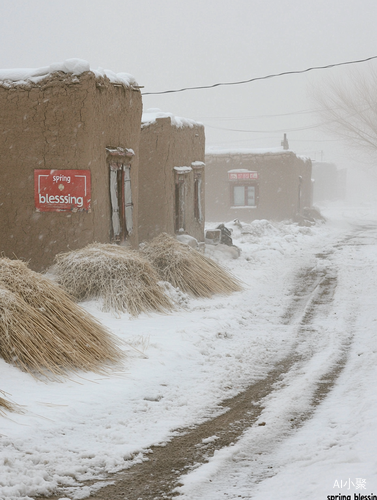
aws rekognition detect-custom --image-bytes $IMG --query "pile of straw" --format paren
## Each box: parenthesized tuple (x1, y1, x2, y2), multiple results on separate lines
(140, 233, 243, 298)
(53, 243, 173, 316)
(0, 258, 123, 379)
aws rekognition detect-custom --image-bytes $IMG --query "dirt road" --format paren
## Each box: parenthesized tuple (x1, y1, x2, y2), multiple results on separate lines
(38, 224, 369, 500)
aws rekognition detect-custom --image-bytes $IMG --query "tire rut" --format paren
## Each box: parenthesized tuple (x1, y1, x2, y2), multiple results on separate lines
(38, 244, 350, 500)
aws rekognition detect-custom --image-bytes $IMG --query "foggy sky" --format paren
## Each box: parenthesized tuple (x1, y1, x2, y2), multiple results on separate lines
(2, 0, 377, 180)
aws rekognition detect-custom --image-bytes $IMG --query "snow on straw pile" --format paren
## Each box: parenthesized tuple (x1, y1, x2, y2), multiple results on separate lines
(53, 243, 174, 316)
(140, 233, 243, 298)
(0, 259, 123, 379)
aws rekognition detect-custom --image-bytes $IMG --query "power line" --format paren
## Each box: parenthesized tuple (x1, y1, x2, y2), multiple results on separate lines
(207, 137, 339, 147)
(142, 55, 377, 95)
(205, 120, 332, 134)
(196, 108, 322, 121)
(202, 105, 369, 134)
(287, 138, 340, 143)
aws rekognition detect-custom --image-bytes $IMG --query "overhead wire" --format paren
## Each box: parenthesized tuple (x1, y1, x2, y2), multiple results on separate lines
(196, 108, 323, 121)
(142, 54, 377, 95)
(205, 121, 333, 134)
(142, 55, 377, 153)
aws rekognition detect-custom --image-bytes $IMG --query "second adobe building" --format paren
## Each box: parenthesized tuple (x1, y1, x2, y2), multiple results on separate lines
(138, 109, 205, 244)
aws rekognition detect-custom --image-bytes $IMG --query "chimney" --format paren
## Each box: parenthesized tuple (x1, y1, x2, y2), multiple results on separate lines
(281, 133, 289, 150)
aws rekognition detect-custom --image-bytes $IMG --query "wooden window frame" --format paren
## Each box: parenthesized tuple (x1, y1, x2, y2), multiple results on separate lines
(175, 173, 186, 233)
(107, 147, 134, 243)
(194, 173, 203, 222)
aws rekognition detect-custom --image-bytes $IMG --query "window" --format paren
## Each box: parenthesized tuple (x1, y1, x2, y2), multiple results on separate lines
(233, 185, 256, 207)
(175, 174, 186, 232)
(123, 165, 133, 234)
(174, 166, 192, 233)
(109, 167, 121, 240)
(109, 164, 133, 242)
(194, 175, 203, 221)
(106, 147, 135, 243)
(192, 161, 205, 223)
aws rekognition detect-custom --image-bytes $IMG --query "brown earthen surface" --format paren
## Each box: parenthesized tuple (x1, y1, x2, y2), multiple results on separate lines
(0, 71, 142, 271)
(138, 117, 205, 243)
(205, 151, 312, 223)
(36, 253, 346, 500)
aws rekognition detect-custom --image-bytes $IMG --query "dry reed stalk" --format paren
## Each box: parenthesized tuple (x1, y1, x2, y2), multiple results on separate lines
(53, 243, 173, 316)
(0, 390, 17, 416)
(140, 233, 243, 298)
(0, 260, 123, 379)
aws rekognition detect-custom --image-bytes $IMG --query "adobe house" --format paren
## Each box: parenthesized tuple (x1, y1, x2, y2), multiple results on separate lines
(138, 109, 205, 243)
(205, 137, 312, 223)
(0, 59, 142, 271)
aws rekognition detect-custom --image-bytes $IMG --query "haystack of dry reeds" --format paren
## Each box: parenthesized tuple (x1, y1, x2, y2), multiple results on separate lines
(53, 243, 173, 316)
(0, 258, 123, 379)
(140, 233, 243, 298)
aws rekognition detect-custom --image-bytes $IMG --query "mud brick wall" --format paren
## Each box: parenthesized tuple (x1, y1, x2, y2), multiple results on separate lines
(0, 71, 142, 271)
(138, 117, 205, 243)
(205, 151, 312, 223)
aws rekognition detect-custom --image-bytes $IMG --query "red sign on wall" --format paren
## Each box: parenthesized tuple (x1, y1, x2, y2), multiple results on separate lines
(34, 170, 91, 212)
(228, 171, 258, 181)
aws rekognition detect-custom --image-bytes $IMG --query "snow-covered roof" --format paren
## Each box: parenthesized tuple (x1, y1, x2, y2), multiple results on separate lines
(206, 147, 312, 163)
(0, 58, 139, 88)
(142, 108, 202, 129)
(297, 155, 311, 162)
(228, 169, 254, 173)
(205, 146, 291, 156)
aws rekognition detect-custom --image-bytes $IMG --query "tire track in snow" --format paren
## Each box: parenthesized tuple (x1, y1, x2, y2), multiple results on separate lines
(40, 227, 372, 500)
(177, 226, 372, 499)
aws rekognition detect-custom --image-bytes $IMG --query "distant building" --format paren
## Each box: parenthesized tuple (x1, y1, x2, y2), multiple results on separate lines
(311, 161, 347, 202)
(138, 109, 205, 243)
(0, 60, 142, 271)
(205, 142, 312, 223)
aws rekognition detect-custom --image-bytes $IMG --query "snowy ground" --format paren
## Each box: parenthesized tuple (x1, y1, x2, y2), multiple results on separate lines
(1, 202, 376, 500)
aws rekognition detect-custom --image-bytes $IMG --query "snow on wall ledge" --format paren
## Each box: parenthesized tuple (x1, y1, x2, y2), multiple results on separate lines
(0, 58, 139, 88)
(142, 108, 203, 129)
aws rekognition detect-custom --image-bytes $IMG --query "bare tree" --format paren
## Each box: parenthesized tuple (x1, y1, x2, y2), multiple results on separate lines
(313, 68, 377, 157)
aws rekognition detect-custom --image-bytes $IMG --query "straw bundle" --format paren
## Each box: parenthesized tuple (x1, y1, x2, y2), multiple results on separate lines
(53, 243, 173, 316)
(140, 233, 243, 298)
(0, 259, 123, 379)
